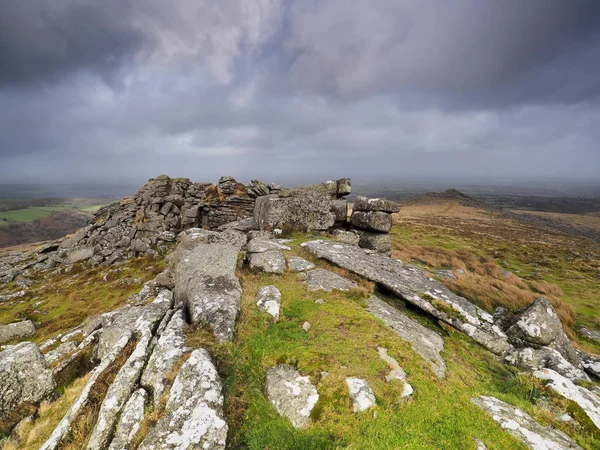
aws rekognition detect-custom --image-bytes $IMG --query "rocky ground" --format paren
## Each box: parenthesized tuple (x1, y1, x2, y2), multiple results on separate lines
(1, 176, 600, 449)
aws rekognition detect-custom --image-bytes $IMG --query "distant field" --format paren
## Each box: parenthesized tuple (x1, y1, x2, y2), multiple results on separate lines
(0, 205, 102, 227)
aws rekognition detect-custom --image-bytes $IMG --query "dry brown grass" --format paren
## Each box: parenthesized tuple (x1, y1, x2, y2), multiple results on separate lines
(392, 244, 576, 337)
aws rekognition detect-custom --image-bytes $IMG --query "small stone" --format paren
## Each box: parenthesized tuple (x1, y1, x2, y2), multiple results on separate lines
(302, 321, 311, 332)
(256, 286, 282, 321)
(249, 250, 286, 274)
(314, 299, 324, 304)
(346, 377, 376, 413)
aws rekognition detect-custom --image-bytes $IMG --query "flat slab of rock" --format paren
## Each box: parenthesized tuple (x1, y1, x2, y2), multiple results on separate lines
(249, 249, 286, 274)
(534, 368, 600, 430)
(138, 349, 228, 450)
(247, 238, 291, 254)
(300, 268, 358, 292)
(287, 256, 315, 272)
(141, 309, 187, 405)
(172, 228, 244, 342)
(0, 342, 55, 418)
(265, 364, 319, 429)
(108, 388, 147, 450)
(303, 240, 510, 355)
(256, 285, 282, 320)
(353, 196, 400, 213)
(472, 395, 581, 449)
(346, 377, 376, 413)
(0, 320, 35, 344)
(505, 347, 588, 381)
(368, 295, 446, 378)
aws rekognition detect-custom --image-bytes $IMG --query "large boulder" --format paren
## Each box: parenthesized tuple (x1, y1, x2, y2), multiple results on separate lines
(0, 342, 56, 419)
(138, 349, 228, 450)
(248, 250, 286, 275)
(354, 229, 392, 254)
(506, 298, 581, 367)
(505, 347, 588, 381)
(350, 211, 392, 233)
(264, 364, 319, 429)
(171, 229, 244, 342)
(0, 320, 36, 344)
(253, 193, 337, 231)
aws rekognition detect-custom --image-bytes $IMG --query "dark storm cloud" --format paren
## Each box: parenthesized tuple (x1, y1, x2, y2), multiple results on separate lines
(0, 0, 599, 184)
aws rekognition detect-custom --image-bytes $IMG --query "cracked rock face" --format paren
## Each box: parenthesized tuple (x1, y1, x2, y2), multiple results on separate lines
(108, 388, 148, 450)
(534, 368, 600, 430)
(0, 342, 56, 419)
(368, 295, 446, 378)
(303, 240, 510, 355)
(256, 285, 282, 320)
(346, 377, 376, 413)
(300, 268, 358, 292)
(265, 364, 319, 429)
(286, 256, 315, 272)
(505, 347, 588, 381)
(471, 395, 582, 450)
(139, 349, 228, 450)
(141, 309, 187, 405)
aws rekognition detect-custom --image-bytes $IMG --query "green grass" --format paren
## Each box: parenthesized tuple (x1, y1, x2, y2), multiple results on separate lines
(0, 204, 102, 227)
(0, 255, 166, 343)
(186, 239, 598, 449)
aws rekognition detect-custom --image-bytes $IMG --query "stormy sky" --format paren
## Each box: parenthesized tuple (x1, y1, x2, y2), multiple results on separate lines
(1, 1, 599, 186)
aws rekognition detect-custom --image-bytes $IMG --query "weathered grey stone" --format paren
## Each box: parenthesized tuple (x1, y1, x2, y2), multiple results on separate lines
(141, 309, 187, 406)
(580, 327, 600, 343)
(171, 229, 244, 342)
(354, 229, 392, 254)
(350, 211, 392, 233)
(505, 347, 588, 381)
(0, 320, 36, 344)
(249, 250, 286, 274)
(138, 349, 228, 450)
(507, 298, 564, 346)
(353, 196, 400, 213)
(44, 341, 78, 366)
(472, 396, 581, 449)
(578, 350, 600, 379)
(368, 296, 446, 378)
(253, 192, 336, 231)
(87, 294, 172, 450)
(336, 178, 352, 196)
(507, 298, 581, 368)
(303, 240, 510, 355)
(332, 229, 360, 246)
(474, 439, 487, 450)
(534, 368, 600, 430)
(97, 290, 173, 361)
(377, 347, 413, 397)
(265, 364, 319, 429)
(0, 342, 55, 419)
(300, 268, 358, 292)
(68, 247, 94, 264)
(286, 256, 315, 272)
(108, 388, 148, 450)
(331, 199, 348, 223)
(256, 285, 281, 321)
(40, 333, 135, 450)
(346, 377, 376, 413)
(247, 238, 290, 254)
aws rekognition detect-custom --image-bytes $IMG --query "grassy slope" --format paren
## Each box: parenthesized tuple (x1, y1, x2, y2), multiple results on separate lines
(187, 236, 599, 450)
